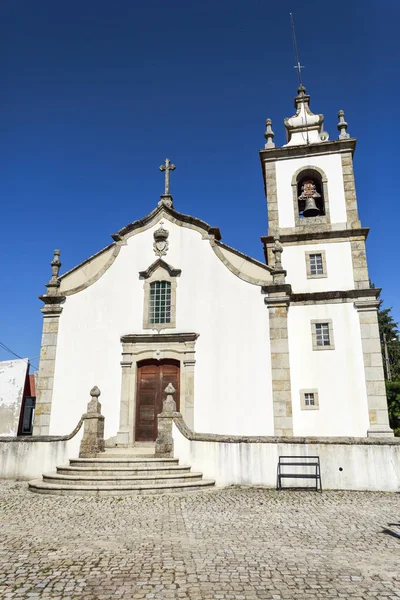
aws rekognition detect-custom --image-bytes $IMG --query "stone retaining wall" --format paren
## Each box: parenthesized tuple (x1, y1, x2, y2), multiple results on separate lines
(172, 417, 400, 491)
(0, 421, 85, 480)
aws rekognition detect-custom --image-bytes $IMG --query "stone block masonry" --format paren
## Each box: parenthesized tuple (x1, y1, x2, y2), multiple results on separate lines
(33, 305, 63, 435)
(355, 299, 393, 437)
(265, 293, 293, 436)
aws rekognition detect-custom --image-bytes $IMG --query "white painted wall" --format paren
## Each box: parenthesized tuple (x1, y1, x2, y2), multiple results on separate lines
(0, 428, 83, 480)
(275, 153, 347, 228)
(288, 303, 369, 437)
(172, 423, 400, 491)
(50, 217, 274, 438)
(282, 241, 354, 293)
(0, 359, 28, 436)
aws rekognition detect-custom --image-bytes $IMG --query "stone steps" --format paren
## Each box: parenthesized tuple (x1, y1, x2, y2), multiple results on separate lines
(28, 478, 215, 496)
(42, 472, 204, 486)
(29, 456, 215, 496)
(69, 458, 180, 468)
(56, 464, 191, 476)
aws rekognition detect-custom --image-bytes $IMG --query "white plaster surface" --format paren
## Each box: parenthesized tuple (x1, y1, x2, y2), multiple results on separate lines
(50, 217, 274, 439)
(288, 303, 369, 437)
(59, 245, 115, 293)
(275, 153, 347, 228)
(0, 359, 28, 436)
(283, 241, 354, 293)
(172, 423, 400, 492)
(0, 428, 83, 480)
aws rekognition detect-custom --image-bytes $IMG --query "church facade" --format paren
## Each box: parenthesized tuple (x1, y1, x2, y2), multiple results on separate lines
(33, 87, 393, 443)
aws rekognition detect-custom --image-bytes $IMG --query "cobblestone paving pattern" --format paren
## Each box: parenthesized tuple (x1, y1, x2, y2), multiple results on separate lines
(0, 482, 399, 599)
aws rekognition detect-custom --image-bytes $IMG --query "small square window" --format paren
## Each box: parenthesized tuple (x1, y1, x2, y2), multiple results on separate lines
(304, 392, 315, 406)
(306, 250, 327, 279)
(315, 323, 330, 346)
(300, 389, 319, 410)
(311, 319, 334, 351)
(309, 254, 323, 275)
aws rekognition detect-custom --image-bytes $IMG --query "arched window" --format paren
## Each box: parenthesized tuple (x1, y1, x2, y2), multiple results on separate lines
(297, 170, 325, 218)
(149, 281, 171, 324)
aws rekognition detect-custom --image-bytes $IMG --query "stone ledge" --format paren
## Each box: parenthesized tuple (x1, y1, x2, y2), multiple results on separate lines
(173, 416, 400, 446)
(121, 332, 200, 344)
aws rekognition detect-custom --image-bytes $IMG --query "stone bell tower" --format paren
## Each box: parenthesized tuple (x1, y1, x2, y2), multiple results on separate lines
(260, 85, 393, 437)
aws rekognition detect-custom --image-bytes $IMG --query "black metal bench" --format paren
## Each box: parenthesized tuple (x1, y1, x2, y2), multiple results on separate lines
(277, 456, 322, 492)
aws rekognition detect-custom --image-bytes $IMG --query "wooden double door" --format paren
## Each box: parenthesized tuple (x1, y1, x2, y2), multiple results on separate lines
(135, 359, 180, 442)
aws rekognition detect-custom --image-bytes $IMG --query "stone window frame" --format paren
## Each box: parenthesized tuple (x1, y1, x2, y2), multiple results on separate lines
(116, 332, 198, 446)
(291, 166, 331, 228)
(311, 319, 335, 351)
(300, 389, 320, 410)
(305, 250, 327, 279)
(140, 260, 181, 332)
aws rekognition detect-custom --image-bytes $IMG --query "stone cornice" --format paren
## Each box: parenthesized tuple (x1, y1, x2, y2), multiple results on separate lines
(290, 288, 379, 305)
(262, 284, 292, 295)
(112, 204, 222, 242)
(139, 259, 182, 279)
(39, 295, 66, 310)
(173, 415, 400, 445)
(259, 138, 357, 164)
(121, 332, 200, 344)
(354, 299, 381, 312)
(264, 295, 291, 308)
(261, 227, 369, 246)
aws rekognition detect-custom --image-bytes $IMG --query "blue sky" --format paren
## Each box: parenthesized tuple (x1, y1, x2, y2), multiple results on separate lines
(1, 0, 399, 370)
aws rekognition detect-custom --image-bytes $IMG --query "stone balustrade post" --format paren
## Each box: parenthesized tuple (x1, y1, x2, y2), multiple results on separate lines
(79, 386, 105, 458)
(155, 383, 181, 457)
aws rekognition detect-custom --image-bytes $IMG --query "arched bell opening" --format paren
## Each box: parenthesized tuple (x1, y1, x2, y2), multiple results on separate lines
(297, 169, 326, 218)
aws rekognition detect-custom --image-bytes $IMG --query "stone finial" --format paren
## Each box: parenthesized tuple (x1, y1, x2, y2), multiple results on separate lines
(162, 382, 177, 413)
(79, 386, 105, 457)
(87, 386, 102, 414)
(165, 383, 176, 394)
(272, 235, 283, 270)
(264, 118, 275, 149)
(337, 109, 350, 139)
(155, 382, 178, 457)
(272, 235, 286, 284)
(90, 386, 101, 398)
(45, 249, 61, 295)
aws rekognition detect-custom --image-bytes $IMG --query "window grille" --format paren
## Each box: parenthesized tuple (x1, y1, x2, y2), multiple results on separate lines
(304, 393, 315, 406)
(315, 322, 330, 346)
(309, 253, 324, 276)
(149, 281, 171, 324)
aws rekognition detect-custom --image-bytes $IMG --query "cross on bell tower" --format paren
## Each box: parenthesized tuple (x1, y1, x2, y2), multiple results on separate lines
(158, 158, 176, 208)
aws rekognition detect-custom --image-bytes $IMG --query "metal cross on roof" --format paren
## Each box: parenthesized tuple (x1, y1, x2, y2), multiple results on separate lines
(159, 158, 176, 196)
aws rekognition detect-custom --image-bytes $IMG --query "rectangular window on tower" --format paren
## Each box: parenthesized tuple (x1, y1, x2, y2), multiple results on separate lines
(305, 250, 327, 279)
(300, 389, 319, 410)
(311, 319, 335, 350)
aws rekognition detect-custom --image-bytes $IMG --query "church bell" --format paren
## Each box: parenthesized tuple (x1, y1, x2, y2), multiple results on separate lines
(303, 197, 320, 217)
(299, 179, 322, 218)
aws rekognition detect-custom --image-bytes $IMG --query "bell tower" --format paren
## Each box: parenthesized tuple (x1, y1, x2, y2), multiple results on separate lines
(260, 86, 393, 438)
(260, 85, 366, 289)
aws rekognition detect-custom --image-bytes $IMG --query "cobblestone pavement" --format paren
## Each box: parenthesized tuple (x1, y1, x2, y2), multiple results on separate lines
(0, 482, 399, 599)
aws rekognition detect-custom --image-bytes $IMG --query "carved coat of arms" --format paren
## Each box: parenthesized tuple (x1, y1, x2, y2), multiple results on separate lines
(153, 222, 169, 257)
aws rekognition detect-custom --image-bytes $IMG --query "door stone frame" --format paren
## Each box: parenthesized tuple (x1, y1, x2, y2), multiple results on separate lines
(116, 332, 199, 446)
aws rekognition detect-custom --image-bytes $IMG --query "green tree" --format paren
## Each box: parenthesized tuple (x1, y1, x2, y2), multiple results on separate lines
(374, 285, 400, 435)
(376, 290, 400, 381)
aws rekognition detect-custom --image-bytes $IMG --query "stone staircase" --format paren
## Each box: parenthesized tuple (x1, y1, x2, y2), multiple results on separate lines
(28, 450, 215, 496)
